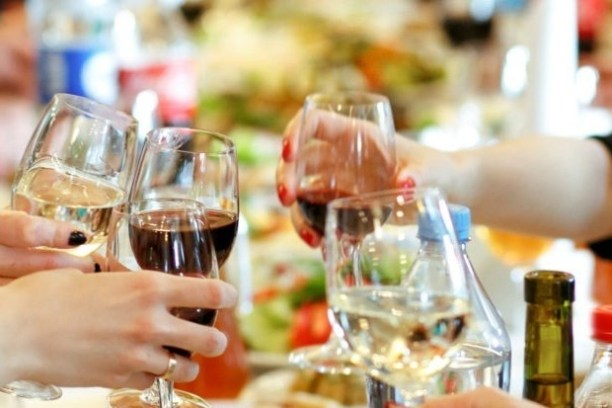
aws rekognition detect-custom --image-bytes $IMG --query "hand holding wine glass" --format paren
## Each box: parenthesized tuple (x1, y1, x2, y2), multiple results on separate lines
(106, 198, 222, 408)
(283, 91, 396, 373)
(11, 93, 138, 258)
(2, 93, 137, 401)
(106, 127, 239, 408)
(325, 188, 470, 407)
(277, 91, 396, 245)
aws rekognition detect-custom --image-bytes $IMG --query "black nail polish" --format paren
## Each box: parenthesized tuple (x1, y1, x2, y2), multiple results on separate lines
(94, 263, 101, 273)
(68, 231, 87, 246)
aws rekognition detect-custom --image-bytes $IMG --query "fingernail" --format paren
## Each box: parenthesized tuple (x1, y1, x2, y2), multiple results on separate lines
(277, 183, 289, 205)
(299, 227, 319, 248)
(397, 176, 416, 190)
(68, 231, 87, 246)
(94, 263, 101, 273)
(281, 137, 291, 161)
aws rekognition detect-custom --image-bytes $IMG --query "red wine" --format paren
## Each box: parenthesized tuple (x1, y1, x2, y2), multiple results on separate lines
(129, 209, 218, 357)
(296, 188, 352, 235)
(207, 209, 238, 267)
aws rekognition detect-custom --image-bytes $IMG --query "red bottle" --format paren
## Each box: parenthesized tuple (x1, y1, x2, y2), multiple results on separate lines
(176, 308, 251, 399)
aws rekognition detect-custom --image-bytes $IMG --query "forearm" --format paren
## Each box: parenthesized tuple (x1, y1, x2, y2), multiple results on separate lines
(449, 136, 612, 241)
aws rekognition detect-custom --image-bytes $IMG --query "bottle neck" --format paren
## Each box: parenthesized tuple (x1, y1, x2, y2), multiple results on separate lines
(590, 340, 612, 368)
(523, 301, 574, 407)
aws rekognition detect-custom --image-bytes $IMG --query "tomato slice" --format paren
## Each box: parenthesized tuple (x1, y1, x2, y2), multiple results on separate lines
(289, 301, 332, 349)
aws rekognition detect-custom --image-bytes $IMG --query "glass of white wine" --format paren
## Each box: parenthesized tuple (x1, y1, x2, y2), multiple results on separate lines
(4, 93, 137, 400)
(325, 188, 471, 407)
(11, 93, 138, 258)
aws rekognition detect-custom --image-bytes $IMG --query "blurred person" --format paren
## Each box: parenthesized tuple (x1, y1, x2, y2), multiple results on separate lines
(0, 210, 238, 390)
(0, 0, 38, 180)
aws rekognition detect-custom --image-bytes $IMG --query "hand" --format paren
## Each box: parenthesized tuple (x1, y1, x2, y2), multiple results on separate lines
(0, 211, 98, 284)
(421, 387, 545, 408)
(0, 269, 238, 389)
(276, 110, 456, 247)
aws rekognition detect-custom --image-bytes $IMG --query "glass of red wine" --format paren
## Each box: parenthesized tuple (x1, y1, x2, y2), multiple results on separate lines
(128, 127, 239, 268)
(289, 91, 397, 374)
(105, 198, 219, 408)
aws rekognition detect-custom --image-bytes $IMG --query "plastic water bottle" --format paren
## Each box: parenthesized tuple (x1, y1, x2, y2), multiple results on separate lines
(26, 0, 119, 105)
(574, 304, 612, 408)
(366, 204, 512, 407)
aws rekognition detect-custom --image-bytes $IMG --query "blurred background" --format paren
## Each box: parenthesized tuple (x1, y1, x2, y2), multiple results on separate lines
(1, 0, 610, 403)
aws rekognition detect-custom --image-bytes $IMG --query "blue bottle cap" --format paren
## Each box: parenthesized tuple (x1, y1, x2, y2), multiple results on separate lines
(418, 204, 471, 242)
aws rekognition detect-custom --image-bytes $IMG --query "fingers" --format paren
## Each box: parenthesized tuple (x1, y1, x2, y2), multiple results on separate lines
(276, 158, 296, 206)
(0, 246, 97, 278)
(158, 275, 237, 310)
(163, 319, 229, 358)
(290, 205, 321, 248)
(0, 210, 89, 249)
(151, 351, 199, 383)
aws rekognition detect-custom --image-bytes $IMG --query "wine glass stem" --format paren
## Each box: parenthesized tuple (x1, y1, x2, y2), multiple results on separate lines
(156, 378, 174, 408)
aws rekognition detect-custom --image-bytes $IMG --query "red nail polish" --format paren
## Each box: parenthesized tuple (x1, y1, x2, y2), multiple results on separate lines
(397, 176, 416, 190)
(299, 228, 319, 247)
(281, 137, 292, 161)
(277, 183, 289, 205)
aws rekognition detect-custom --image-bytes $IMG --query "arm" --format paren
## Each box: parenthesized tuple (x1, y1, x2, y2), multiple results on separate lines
(0, 270, 237, 389)
(397, 135, 612, 242)
(278, 109, 612, 244)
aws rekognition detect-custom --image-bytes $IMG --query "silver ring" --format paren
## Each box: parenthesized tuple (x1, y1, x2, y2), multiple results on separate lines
(161, 352, 178, 380)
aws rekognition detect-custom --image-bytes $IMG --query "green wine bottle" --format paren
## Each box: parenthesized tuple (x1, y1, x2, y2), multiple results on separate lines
(522, 270, 575, 408)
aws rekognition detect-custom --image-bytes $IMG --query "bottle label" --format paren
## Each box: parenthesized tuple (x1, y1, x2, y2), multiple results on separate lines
(118, 57, 197, 125)
(36, 44, 118, 105)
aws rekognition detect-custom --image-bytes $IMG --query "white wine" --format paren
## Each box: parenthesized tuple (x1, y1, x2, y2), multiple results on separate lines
(12, 159, 126, 256)
(329, 287, 469, 388)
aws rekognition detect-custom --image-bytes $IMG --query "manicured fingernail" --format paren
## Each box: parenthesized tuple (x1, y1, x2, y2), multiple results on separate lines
(397, 176, 416, 190)
(68, 231, 87, 246)
(299, 228, 319, 247)
(94, 263, 101, 273)
(281, 137, 292, 161)
(277, 183, 289, 205)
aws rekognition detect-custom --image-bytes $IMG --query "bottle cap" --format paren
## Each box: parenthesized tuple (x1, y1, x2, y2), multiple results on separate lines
(524, 270, 575, 304)
(418, 204, 471, 242)
(592, 304, 612, 343)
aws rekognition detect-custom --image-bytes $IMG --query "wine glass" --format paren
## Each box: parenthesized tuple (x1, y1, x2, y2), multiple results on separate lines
(105, 198, 219, 408)
(2, 93, 137, 401)
(10, 93, 138, 258)
(128, 127, 239, 267)
(325, 188, 471, 407)
(289, 91, 397, 373)
(106, 127, 238, 408)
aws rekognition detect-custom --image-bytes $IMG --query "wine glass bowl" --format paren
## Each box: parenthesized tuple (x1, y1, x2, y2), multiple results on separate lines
(289, 91, 397, 374)
(294, 91, 396, 236)
(11, 93, 138, 257)
(325, 188, 470, 406)
(129, 127, 239, 267)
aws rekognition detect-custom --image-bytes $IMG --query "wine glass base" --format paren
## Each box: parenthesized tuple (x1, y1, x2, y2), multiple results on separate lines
(288, 344, 362, 375)
(107, 388, 211, 408)
(0, 380, 62, 400)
